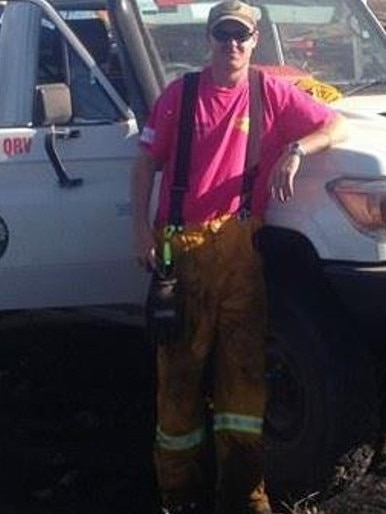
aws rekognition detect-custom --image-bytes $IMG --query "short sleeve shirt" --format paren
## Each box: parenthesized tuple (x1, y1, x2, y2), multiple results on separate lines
(140, 66, 336, 226)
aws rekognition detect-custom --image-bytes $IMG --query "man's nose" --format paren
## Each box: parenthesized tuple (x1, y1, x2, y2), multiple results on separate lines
(225, 37, 240, 47)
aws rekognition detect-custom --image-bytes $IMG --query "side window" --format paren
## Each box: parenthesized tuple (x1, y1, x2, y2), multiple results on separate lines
(37, 13, 128, 125)
(38, 23, 65, 84)
(68, 44, 121, 122)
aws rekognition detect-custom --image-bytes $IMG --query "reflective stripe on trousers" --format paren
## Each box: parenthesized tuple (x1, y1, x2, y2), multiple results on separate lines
(157, 426, 206, 451)
(156, 411, 264, 451)
(213, 413, 264, 435)
(156, 412, 263, 451)
(154, 215, 269, 514)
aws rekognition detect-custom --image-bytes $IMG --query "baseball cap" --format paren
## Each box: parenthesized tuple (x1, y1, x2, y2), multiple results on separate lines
(207, 0, 261, 32)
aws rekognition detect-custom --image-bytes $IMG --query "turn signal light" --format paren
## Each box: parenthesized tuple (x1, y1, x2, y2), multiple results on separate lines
(327, 178, 386, 241)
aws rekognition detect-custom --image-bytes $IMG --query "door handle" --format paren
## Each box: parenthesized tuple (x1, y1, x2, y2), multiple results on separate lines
(44, 127, 83, 188)
(54, 127, 81, 140)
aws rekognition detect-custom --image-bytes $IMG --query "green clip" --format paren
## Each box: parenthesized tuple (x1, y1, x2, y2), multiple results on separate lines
(163, 240, 172, 267)
(163, 225, 176, 267)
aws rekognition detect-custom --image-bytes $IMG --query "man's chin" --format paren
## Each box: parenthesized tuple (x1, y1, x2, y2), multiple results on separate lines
(225, 61, 248, 73)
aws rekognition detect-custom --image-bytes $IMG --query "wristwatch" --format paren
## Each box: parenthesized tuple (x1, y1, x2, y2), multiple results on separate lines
(287, 141, 306, 158)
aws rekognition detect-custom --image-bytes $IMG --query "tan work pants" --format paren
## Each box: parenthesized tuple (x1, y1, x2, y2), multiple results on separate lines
(154, 216, 269, 514)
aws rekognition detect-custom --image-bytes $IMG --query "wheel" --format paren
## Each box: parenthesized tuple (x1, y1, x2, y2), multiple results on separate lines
(264, 290, 378, 500)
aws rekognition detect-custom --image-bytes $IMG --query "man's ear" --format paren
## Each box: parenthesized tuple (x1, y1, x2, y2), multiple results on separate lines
(252, 29, 259, 49)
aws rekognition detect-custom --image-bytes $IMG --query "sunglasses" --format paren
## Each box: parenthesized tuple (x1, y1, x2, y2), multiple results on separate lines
(211, 27, 255, 43)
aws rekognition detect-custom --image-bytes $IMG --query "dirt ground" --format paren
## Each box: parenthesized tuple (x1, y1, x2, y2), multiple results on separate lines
(0, 314, 385, 514)
(276, 443, 386, 514)
(0, 315, 158, 514)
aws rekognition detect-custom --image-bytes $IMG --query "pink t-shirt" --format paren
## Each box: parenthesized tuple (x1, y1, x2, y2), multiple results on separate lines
(140, 67, 336, 226)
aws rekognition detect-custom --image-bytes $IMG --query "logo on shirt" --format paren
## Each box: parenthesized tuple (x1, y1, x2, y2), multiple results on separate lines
(234, 116, 250, 133)
(140, 126, 155, 145)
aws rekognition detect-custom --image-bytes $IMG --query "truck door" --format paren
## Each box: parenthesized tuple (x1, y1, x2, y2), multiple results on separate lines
(0, 1, 149, 314)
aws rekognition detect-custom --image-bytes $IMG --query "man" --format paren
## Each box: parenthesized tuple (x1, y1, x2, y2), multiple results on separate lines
(132, 1, 348, 513)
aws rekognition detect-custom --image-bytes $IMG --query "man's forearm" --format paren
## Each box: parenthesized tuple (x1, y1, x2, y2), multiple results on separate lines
(295, 112, 349, 156)
(132, 149, 157, 230)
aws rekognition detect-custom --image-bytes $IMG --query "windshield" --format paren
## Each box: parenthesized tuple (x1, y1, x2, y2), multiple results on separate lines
(137, 0, 386, 92)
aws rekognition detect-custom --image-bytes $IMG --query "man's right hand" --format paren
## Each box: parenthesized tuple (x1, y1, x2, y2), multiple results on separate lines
(134, 224, 157, 271)
(131, 147, 160, 272)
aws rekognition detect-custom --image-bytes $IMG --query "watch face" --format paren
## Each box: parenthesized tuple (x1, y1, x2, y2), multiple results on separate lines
(288, 142, 305, 157)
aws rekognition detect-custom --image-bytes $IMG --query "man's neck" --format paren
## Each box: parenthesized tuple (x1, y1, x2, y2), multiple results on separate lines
(211, 65, 249, 88)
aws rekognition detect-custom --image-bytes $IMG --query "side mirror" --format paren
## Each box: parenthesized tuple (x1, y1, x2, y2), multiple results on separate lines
(35, 83, 83, 188)
(35, 83, 73, 126)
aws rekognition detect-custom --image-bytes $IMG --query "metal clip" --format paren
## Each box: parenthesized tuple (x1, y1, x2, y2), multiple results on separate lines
(162, 225, 176, 268)
(237, 208, 251, 222)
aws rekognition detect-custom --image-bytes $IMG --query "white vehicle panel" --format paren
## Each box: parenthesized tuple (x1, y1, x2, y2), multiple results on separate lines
(0, 121, 148, 310)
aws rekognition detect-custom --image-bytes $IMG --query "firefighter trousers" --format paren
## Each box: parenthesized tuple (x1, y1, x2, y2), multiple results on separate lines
(154, 215, 270, 514)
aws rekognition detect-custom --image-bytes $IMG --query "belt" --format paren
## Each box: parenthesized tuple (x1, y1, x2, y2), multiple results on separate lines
(184, 213, 233, 234)
(155, 215, 263, 259)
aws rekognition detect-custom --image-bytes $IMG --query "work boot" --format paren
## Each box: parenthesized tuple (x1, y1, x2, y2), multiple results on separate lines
(248, 481, 272, 514)
(215, 433, 272, 514)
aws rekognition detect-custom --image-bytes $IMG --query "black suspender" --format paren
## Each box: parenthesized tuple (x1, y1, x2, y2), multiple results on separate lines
(239, 67, 263, 219)
(168, 67, 263, 229)
(168, 72, 200, 228)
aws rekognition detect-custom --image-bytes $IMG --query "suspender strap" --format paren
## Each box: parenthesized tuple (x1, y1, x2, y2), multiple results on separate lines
(239, 67, 263, 219)
(168, 72, 200, 227)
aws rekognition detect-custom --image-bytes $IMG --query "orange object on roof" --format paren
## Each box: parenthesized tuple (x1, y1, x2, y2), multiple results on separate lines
(251, 64, 342, 103)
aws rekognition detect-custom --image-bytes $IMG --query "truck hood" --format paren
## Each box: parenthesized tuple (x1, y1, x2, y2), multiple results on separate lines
(332, 105, 386, 156)
(333, 94, 386, 116)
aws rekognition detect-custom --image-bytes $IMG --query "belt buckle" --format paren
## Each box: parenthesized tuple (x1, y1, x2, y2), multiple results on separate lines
(209, 219, 222, 233)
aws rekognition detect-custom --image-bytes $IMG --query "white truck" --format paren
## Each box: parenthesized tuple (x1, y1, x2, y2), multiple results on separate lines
(0, 0, 385, 500)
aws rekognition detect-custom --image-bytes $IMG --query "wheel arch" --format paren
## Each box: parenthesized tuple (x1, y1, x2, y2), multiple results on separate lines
(256, 225, 333, 308)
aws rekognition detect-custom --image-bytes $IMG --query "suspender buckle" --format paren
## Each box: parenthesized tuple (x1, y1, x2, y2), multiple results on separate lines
(237, 207, 251, 222)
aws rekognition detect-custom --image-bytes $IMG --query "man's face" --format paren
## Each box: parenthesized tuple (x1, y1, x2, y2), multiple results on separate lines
(208, 20, 258, 72)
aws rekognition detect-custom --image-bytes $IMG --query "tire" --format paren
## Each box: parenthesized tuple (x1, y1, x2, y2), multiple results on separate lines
(264, 289, 378, 500)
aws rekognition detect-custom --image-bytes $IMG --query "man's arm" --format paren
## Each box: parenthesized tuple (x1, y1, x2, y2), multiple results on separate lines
(131, 147, 159, 269)
(270, 112, 349, 202)
(291, 111, 349, 155)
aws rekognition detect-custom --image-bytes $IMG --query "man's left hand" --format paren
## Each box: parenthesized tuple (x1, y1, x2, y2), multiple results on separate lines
(269, 153, 302, 202)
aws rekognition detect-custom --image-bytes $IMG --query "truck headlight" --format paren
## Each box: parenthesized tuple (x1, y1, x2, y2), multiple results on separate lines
(327, 178, 386, 241)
